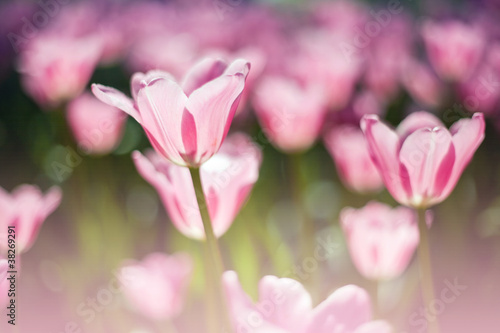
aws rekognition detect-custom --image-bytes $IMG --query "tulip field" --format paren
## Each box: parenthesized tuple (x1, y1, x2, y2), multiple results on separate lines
(0, 0, 500, 332)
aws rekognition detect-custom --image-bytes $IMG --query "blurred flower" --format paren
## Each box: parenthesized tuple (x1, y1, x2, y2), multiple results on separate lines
(67, 92, 127, 155)
(118, 252, 192, 321)
(0, 259, 7, 307)
(0, 185, 62, 253)
(400, 59, 444, 108)
(223, 271, 392, 333)
(324, 126, 383, 193)
(253, 75, 327, 153)
(361, 111, 485, 208)
(340, 201, 432, 280)
(352, 90, 385, 121)
(133, 133, 262, 240)
(290, 29, 362, 109)
(457, 43, 500, 115)
(127, 33, 199, 78)
(421, 20, 486, 83)
(93, 57, 250, 167)
(18, 34, 102, 109)
(363, 16, 414, 101)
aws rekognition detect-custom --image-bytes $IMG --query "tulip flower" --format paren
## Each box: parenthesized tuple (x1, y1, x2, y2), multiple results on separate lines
(127, 33, 199, 78)
(223, 271, 392, 333)
(421, 20, 486, 82)
(0, 185, 62, 253)
(457, 44, 500, 115)
(0, 259, 7, 307)
(361, 111, 485, 208)
(400, 59, 444, 108)
(324, 126, 383, 193)
(290, 30, 362, 110)
(341, 201, 433, 280)
(133, 133, 262, 239)
(18, 34, 102, 108)
(118, 252, 192, 320)
(252, 76, 327, 153)
(92, 57, 250, 167)
(67, 92, 127, 155)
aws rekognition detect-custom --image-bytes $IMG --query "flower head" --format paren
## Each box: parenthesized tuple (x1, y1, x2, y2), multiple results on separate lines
(93, 57, 250, 167)
(361, 112, 485, 208)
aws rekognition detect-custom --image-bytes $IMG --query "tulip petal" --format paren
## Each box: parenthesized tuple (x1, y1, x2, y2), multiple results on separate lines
(180, 109, 198, 165)
(91, 84, 141, 122)
(399, 127, 455, 207)
(306, 285, 372, 333)
(132, 151, 205, 239)
(137, 78, 189, 166)
(257, 276, 312, 332)
(441, 113, 485, 199)
(396, 111, 444, 139)
(186, 72, 246, 165)
(131, 70, 175, 100)
(361, 115, 409, 204)
(181, 58, 227, 96)
(354, 320, 393, 333)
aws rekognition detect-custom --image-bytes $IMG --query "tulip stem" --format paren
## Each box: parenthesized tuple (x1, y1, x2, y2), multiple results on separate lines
(416, 208, 439, 333)
(288, 154, 317, 300)
(189, 167, 231, 333)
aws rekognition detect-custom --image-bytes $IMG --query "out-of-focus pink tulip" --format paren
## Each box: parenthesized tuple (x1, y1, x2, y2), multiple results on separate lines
(352, 91, 384, 120)
(361, 112, 485, 208)
(127, 34, 199, 78)
(67, 92, 127, 155)
(457, 44, 500, 115)
(0, 185, 62, 253)
(325, 126, 383, 193)
(223, 271, 392, 333)
(340, 201, 431, 280)
(18, 35, 102, 108)
(253, 76, 327, 153)
(290, 30, 362, 109)
(93, 57, 250, 167)
(364, 16, 414, 101)
(421, 20, 486, 82)
(133, 133, 261, 239)
(401, 59, 444, 108)
(0, 259, 7, 307)
(118, 252, 192, 320)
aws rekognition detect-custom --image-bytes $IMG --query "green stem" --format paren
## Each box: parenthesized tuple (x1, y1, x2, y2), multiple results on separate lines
(189, 167, 231, 333)
(288, 154, 317, 300)
(416, 208, 439, 333)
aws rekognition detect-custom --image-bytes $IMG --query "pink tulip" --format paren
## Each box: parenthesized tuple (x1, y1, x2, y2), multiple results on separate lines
(457, 44, 500, 115)
(127, 33, 199, 78)
(363, 16, 414, 101)
(223, 271, 392, 333)
(361, 112, 485, 208)
(252, 76, 327, 153)
(290, 29, 362, 109)
(0, 259, 7, 307)
(324, 126, 383, 193)
(421, 20, 486, 82)
(133, 133, 261, 239)
(341, 201, 432, 280)
(118, 252, 192, 320)
(400, 59, 444, 108)
(354, 91, 385, 120)
(0, 185, 62, 253)
(92, 57, 250, 167)
(19, 34, 102, 108)
(67, 92, 127, 155)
